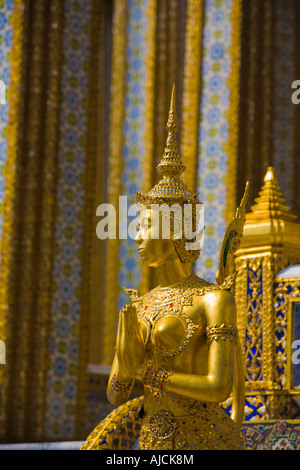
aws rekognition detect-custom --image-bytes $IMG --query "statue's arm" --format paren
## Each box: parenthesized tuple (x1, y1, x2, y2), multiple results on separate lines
(166, 290, 236, 403)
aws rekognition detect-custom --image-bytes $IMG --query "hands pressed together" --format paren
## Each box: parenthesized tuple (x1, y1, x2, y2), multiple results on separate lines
(116, 303, 146, 382)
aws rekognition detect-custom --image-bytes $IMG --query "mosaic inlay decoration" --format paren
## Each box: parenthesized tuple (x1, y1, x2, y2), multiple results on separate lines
(0, 0, 13, 240)
(118, 0, 151, 311)
(194, 0, 234, 283)
(44, 0, 92, 439)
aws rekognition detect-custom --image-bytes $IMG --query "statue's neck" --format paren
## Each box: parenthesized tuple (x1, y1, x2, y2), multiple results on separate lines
(156, 258, 192, 288)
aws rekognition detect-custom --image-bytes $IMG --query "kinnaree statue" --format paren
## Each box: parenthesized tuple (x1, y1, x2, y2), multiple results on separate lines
(81, 85, 248, 451)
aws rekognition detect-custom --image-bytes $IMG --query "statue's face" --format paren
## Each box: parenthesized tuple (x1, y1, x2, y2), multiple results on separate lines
(134, 209, 178, 267)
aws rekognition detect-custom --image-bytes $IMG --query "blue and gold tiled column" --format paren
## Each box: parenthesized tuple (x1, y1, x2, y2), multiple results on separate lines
(0, 0, 66, 441)
(0, 0, 13, 241)
(194, 0, 241, 283)
(118, 0, 153, 309)
(44, 0, 92, 440)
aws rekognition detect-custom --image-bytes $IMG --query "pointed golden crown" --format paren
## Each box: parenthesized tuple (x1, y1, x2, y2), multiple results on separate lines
(135, 84, 201, 207)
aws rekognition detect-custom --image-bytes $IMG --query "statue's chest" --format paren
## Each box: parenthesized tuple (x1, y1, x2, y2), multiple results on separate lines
(137, 289, 200, 358)
(124, 274, 225, 358)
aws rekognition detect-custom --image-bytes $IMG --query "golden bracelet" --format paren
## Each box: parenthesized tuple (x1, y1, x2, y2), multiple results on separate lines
(110, 374, 134, 393)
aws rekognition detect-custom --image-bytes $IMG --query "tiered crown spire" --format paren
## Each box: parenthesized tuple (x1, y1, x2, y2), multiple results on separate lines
(135, 84, 199, 206)
(156, 84, 186, 178)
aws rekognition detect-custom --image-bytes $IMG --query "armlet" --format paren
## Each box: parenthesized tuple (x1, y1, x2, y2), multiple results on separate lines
(206, 323, 238, 344)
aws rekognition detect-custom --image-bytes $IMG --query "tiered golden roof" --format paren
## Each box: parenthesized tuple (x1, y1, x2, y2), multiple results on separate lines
(246, 167, 297, 223)
(235, 166, 300, 258)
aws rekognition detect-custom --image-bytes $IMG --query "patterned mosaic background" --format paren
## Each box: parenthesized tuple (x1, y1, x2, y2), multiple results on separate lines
(195, 0, 232, 283)
(118, 0, 148, 310)
(44, 0, 92, 439)
(0, 0, 13, 240)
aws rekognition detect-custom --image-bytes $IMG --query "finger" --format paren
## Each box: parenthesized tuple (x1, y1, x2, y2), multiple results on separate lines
(116, 309, 125, 354)
(116, 317, 125, 369)
(120, 310, 130, 351)
(127, 310, 140, 340)
(124, 304, 138, 327)
(128, 304, 137, 316)
(120, 305, 135, 334)
(130, 307, 142, 337)
(123, 303, 136, 315)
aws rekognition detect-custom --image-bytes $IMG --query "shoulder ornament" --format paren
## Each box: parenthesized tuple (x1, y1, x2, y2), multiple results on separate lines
(123, 287, 141, 302)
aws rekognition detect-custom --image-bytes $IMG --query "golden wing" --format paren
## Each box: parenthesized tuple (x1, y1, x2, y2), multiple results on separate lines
(216, 181, 249, 288)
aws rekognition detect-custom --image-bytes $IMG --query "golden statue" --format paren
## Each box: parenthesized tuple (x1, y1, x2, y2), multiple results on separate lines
(82, 85, 248, 451)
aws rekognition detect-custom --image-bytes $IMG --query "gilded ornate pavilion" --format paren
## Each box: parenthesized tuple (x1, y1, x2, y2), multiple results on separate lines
(234, 168, 300, 417)
(0, 0, 300, 450)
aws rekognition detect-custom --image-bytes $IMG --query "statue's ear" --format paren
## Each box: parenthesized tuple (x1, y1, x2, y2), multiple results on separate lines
(171, 210, 183, 242)
(172, 224, 182, 242)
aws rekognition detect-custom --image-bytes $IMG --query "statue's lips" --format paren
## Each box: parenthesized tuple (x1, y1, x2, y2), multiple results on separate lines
(138, 248, 146, 255)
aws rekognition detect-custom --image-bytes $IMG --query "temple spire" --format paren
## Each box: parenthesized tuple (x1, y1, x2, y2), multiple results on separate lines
(246, 166, 297, 222)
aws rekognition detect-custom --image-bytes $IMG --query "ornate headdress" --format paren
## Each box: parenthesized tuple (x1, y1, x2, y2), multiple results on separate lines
(135, 84, 203, 263)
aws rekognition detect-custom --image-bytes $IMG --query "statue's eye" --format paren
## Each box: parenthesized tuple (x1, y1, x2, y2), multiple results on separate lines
(141, 218, 151, 229)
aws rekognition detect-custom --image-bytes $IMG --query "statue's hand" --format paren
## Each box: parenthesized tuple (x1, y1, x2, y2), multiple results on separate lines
(116, 304, 145, 381)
